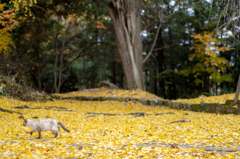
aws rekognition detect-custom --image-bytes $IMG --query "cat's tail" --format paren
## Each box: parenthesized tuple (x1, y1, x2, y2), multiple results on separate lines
(58, 122, 70, 133)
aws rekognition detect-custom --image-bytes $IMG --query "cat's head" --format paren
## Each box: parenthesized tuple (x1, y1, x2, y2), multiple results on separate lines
(23, 119, 28, 126)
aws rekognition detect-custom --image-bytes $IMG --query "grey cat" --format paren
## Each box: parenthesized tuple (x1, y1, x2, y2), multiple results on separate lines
(23, 119, 70, 139)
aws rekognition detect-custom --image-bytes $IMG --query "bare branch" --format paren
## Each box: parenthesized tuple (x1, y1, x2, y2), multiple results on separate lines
(142, 22, 162, 64)
(216, 0, 240, 36)
(31, 4, 50, 16)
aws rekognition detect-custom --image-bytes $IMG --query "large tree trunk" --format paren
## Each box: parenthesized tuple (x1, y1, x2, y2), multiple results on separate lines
(106, 0, 145, 90)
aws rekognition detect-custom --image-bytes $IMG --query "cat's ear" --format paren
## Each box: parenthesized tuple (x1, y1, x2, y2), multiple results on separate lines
(19, 115, 26, 121)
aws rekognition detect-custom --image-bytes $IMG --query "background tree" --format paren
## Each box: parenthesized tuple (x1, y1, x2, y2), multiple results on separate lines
(216, 0, 240, 105)
(106, 0, 145, 90)
(181, 32, 234, 94)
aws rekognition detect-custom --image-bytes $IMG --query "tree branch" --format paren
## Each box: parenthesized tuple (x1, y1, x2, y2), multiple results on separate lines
(153, 47, 164, 51)
(32, 4, 50, 16)
(0, 107, 22, 114)
(142, 22, 162, 64)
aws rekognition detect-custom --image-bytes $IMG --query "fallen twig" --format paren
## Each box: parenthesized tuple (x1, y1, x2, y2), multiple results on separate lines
(0, 107, 22, 114)
(170, 120, 188, 123)
(87, 112, 175, 117)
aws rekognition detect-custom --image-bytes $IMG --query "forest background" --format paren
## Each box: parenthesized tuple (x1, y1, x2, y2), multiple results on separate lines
(0, 0, 239, 100)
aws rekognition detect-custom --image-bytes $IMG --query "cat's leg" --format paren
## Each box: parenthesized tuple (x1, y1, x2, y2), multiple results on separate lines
(30, 130, 36, 135)
(57, 129, 61, 137)
(37, 131, 41, 139)
(52, 127, 60, 138)
(54, 132, 58, 138)
(55, 129, 61, 137)
(52, 131, 58, 138)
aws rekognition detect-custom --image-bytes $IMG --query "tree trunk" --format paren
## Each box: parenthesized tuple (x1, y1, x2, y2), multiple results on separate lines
(34, 21, 42, 91)
(149, 62, 155, 93)
(53, 45, 58, 93)
(57, 35, 66, 93)
(106, 0, 145, 90)
(231, 74, 240, 106)
(53, 18, 60, 93)
(36, 37, 41, 91)
(95, 27, 102, 83)
(157, 27, 165, 97)
(167, 4, 174, 68)
(110, 58, 116, 84)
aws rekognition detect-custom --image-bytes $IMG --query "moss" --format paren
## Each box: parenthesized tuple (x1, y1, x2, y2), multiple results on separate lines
(190, 104, 203, 112)
(203, 103, 218, 113)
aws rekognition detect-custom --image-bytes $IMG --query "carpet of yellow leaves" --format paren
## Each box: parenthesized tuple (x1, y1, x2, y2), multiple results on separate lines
(54, 88, 162, 100)
(173, 94, 236, 104)
(55, 88, 237, 106)
(0, 95, 240, 158)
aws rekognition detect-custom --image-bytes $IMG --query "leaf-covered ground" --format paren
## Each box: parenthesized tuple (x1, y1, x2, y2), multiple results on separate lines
(0, 94, 240, 158)
(55, 88, 238, 105)
(54, 88, 162, 100)
(173, 94, 235, 104)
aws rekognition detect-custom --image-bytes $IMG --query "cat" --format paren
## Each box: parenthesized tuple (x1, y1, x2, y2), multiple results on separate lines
(23, 119, 70, 139)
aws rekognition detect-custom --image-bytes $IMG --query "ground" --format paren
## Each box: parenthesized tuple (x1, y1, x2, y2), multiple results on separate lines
(0, 89, 239, 158)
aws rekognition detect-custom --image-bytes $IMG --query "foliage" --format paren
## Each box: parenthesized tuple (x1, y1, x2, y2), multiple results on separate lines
(4, 0, 119, 93)
(220, 86, 234, 95)
(10, 0, 37, 17)
(181, 32, 234, 85)
(0, 3, 18, 56)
